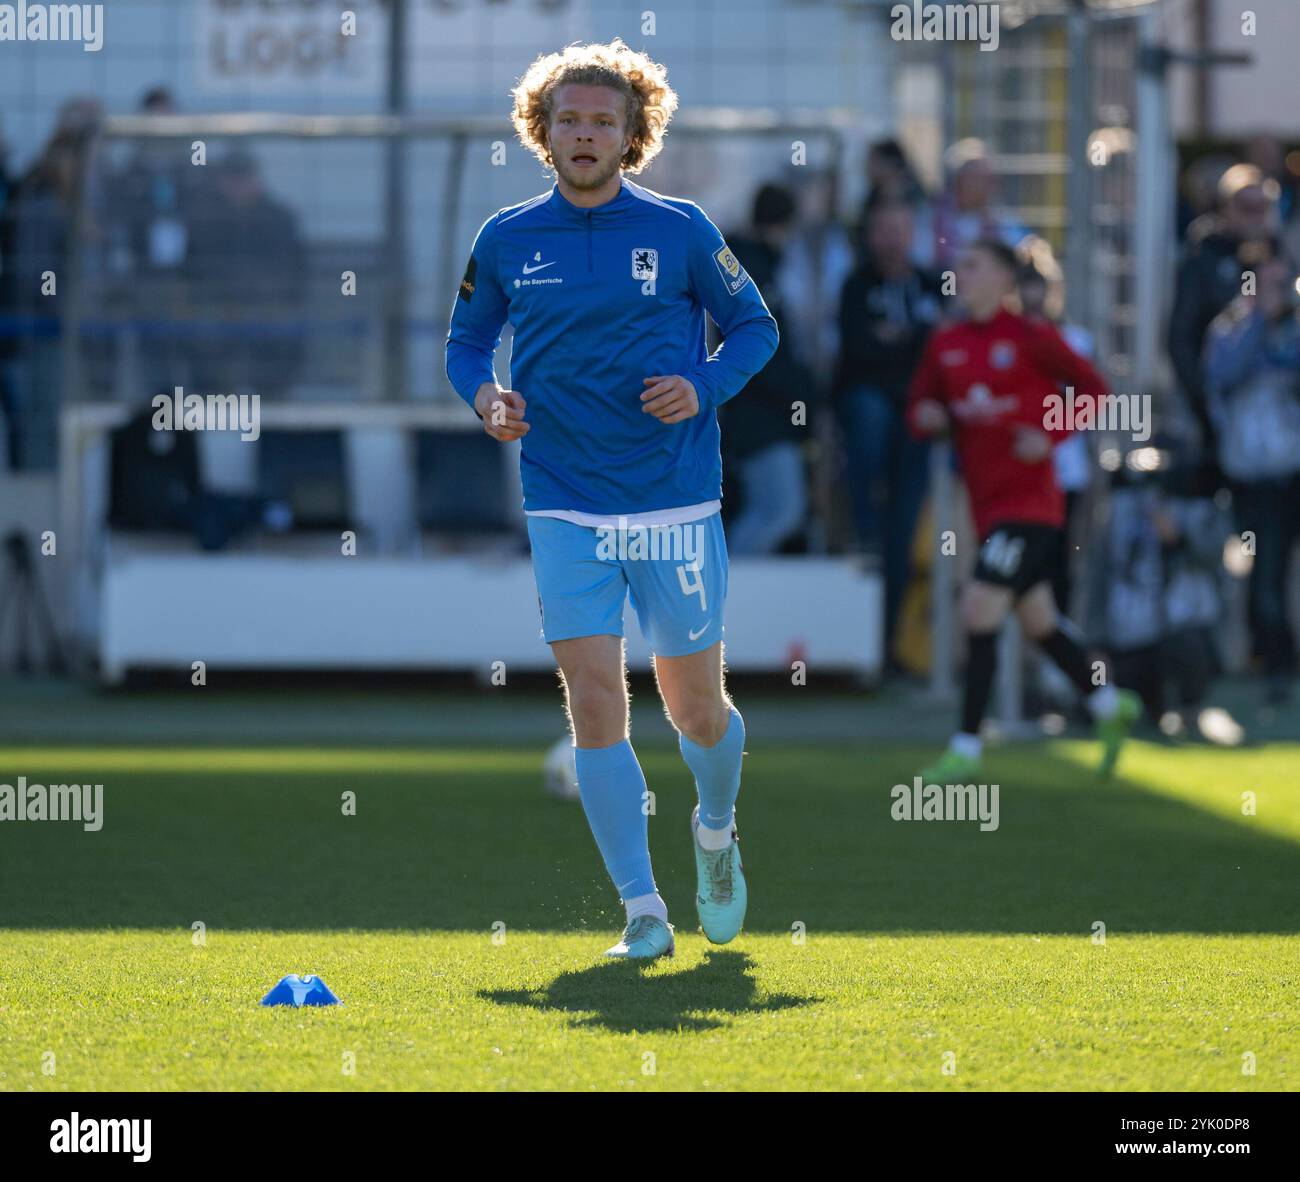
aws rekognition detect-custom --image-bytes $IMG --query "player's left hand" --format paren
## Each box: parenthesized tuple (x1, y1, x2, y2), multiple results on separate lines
(641, 375, 699, 423)
(1012, 425, 1052, 463)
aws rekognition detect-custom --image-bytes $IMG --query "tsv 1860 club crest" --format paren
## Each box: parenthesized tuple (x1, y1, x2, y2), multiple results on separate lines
(632, 248, 659, 280)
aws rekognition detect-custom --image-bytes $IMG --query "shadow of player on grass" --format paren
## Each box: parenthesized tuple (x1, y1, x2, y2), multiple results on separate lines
(480, 948, 815, 1034)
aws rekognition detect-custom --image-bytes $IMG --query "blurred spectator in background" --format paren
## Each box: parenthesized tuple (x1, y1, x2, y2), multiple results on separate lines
(1088, 441, 1237, 742)
(774, 168, 854, 391)
(834, 199, 943, 662)
(185, 149, 306, 400)
(1168, 163, 1278, 467)
(857, 137, 933, 271)
(107, 88, 193, 279)
(0, 97, 102, 469)
(106, 87, 197, 396)
(1244, 135, 1297, 226)
(721, 183, 816, 554)
(1175, 154, 1233, 243)
(1203, 245, 1300, 705)
(862, 138, 928, 214)
(923, 138, 1028, 272)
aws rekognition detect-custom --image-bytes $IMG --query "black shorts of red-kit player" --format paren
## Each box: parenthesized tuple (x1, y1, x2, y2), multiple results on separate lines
(971, 521, 1063, 599)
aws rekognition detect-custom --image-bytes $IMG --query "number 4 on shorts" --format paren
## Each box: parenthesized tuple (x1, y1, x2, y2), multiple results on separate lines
(677, 562, 707, 609)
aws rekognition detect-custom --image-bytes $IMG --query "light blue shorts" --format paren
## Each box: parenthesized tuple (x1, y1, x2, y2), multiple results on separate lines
(525, 512, 728, 657)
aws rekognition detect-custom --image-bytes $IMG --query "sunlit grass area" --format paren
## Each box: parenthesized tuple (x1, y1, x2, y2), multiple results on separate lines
(2, 735, 1297, 1089)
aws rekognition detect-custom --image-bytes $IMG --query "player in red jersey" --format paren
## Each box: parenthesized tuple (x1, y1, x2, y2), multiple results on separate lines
(906, 239, 1141, 782)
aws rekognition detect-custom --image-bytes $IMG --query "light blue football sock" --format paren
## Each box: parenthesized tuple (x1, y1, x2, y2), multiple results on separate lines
(574, 739, 657, 901)
(680, 706, 746, 832)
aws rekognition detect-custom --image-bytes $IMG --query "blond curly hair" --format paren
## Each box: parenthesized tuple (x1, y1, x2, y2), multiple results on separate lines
(510, 38, 678, 176)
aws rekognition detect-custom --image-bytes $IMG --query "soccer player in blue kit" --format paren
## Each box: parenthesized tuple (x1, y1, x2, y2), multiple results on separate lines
(445, 39, 778, 961)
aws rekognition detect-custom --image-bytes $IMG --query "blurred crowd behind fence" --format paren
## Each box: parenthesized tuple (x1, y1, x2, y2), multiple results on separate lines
(2, 0, 1299, 715)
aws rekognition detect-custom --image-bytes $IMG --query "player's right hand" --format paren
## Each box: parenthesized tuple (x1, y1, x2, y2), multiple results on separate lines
(474, 382, 529, 442)
(912, 399, 949, 435)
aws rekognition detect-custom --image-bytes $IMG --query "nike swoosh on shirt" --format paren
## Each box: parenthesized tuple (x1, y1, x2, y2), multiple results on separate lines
(688, 622, 711, 641)
(522, 260, 556, 274)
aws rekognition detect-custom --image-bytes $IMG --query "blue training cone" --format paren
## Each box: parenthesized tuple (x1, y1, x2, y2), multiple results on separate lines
(260, 973, 342, 1007)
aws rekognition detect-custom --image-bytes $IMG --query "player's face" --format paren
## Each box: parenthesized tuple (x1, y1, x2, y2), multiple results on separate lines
(548, 84, 628, 191)
(956, 246, 1013, 314)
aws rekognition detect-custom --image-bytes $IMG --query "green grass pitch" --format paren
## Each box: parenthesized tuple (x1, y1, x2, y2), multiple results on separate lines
(1, 736, 1297, 1090)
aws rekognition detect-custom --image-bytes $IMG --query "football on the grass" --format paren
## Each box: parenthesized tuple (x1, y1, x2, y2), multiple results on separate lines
(543, 735, 580, 800)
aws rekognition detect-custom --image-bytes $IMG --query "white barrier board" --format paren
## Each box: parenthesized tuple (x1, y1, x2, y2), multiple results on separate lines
(100, 555, 881, 681)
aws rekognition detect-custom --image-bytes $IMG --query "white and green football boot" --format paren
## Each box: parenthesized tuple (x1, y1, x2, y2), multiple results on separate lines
(603, 914, 675, 961)
(1096, 688, 1143, 777)
(919, 747, 982, 787)
(691, 805, 747, 945)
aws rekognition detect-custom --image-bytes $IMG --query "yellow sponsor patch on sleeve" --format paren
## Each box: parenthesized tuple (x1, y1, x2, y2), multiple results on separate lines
(712, 243, 751, 295)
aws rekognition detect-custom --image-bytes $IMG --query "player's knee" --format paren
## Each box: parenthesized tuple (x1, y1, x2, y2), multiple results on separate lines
(671, 697, 728, 746)
(1015, 588, 1059, 639)
(1018, 605, 1057, 641)
(561, 666, 625, 739)
(961, 584, 1007, 632)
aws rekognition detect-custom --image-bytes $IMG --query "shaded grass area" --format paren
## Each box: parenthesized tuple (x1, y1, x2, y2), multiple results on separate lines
(0, 741, 1297, 933)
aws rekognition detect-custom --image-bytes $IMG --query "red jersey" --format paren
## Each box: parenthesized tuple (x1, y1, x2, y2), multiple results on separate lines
(905, 307, 1108, 537)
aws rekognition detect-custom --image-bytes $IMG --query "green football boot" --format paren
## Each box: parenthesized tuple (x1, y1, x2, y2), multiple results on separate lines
(1097, 688, 1143, 777)
(691, 805, 747, 945)
(918, 747, 983, 786)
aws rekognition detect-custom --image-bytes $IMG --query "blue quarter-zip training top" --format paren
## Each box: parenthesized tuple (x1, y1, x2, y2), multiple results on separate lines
(445, 177, 779, 516)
